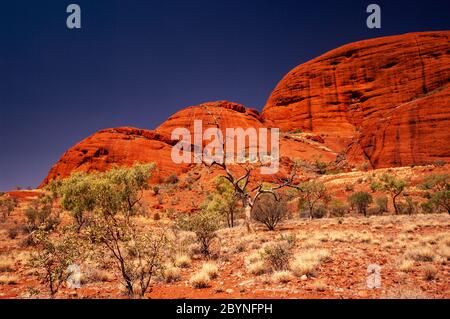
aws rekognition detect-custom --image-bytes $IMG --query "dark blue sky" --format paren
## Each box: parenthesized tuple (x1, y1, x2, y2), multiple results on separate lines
(0, 0, 449, 191)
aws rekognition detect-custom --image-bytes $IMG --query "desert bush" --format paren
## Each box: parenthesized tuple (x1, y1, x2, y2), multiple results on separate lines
(0, 256, 14, 272)
(247, 261, 267, 275)
(189, 271, 210, 288)
(152, 185, 160, 195)
(297, 181, 330, 219)
(0, 196, 18, 221)
(279, 232, 297, 247)
(251, 194, 287, 230)
(153, 212, 161, 221)
(88, 216, 167, 298)
(313, 156, 328, 175)
(329, 200, 347, 217)
(345, 184, 354, 192)
(290, 249, 330, 277)
(55, 173, 96, 231)
(7, 227, 19, 239)
(82, 268, 114, 283)
(177, 209, 222, 256)
(174, 255, 192, 268)
(261, 242, 292, 271)
(375, 196, 388, 214)
(0, 274, 18, 285)
(28, 228, 84, 297)
(201, 262, 218, 279)
(420, 201, 434, 214)
(24, 196, 60, 233)
(312, 202, 327, 219)
(406, 246, 435, 262)
(206, 177, 243, 228)
(420, 174, 449, 214)
(271, 270, 294, 283)
(371, 173, 407, 215)
(163, 266, 181, 283)
(397, 198, 417, 215)
(423, 265, 437, 281)
(312, 280, 327, 291)
(56, 164, 167, 298)
(348, 191, 373, 216)
(399, 259, 414, 272)
(165, 174, 179, 184)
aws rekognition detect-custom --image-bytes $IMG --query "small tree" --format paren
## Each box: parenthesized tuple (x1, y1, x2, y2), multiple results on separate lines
(24, 195, 60, 233)
(87, 216, 167, 297)
(420, 174, 450, 214)
(0, 196, 18, 221)
(177, 209, 222, 256)
(348, 191, 373, 217)
(29, 228, 83, 297)
(372, 173, 407, 215)
(375, 196, 388, 214)
(329, 199, 347, 217)
(297, 181, 330, 219)
(57, 163, 167, 298)
(206, 176, 243, 227)
(251, 194, 287, 231)
(57, 173, 96, 231)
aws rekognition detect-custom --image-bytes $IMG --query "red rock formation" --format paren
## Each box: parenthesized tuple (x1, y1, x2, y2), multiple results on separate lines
(263, 31, 450, 167)
(40, 127, 187, 187)
(41, 101, 335, 186)
(41, 32, 450, 186)
(156, 100, 265, 136)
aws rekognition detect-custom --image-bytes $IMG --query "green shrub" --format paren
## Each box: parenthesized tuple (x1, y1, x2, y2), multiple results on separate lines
(177, 209, 222, 256)
(251, 194, 287, 230)
(24, 196, 60, 233)
(206, 177, 242, 228)
(165, 174, 179, 184)
(0, 196, 18, 221)
(375, 196, 388, 214)
(371, 173, 407, 215)
(261, 242, 292, 271)
(329, 200, 347, 217)
(297, 181, 330, 219)
(348, 191, 373, 216)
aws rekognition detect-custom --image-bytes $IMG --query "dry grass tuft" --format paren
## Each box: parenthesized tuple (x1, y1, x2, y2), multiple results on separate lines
(423, 265, 437, 281)
(0, 256, 14, 272)
(290, 249, 330, 277)
(247, 261, 267, 276)
(189, 271, 210, 289)
(406, 246, 435, 262)
(312, 280, 327, 292)
(271, 271, 294, 283)
(398, 260, 415, 272)
(0, 274, 18, 285)
(174, 255, 192, 268)
(201, 262, 219, 279)
(163, 266, 181, 283)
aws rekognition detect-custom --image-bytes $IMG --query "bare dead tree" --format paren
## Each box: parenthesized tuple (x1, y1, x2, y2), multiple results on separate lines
(198, 105, 299, 232)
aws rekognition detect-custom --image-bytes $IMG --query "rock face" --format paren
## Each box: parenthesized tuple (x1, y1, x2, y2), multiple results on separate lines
(40, 127, 187, 187)
(156, 100, 265, 136)
(41, 31, 450, 186)
(40, 102, 267, 186)
(263, 31, 450, 168)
